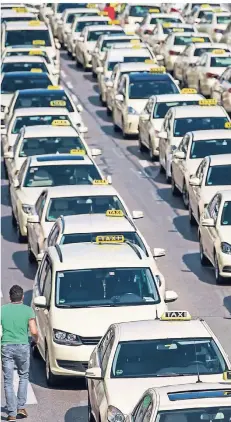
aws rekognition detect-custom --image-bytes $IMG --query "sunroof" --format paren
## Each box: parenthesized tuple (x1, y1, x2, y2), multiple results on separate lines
(168, 390, 231, 401)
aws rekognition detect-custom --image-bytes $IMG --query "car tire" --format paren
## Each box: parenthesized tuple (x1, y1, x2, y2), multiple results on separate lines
(182, 181, 189, 209)
(214, 253, 224, 284)
(45, 346, 58, 387)
(28, 243, 36, 264)
(149, 138, 156, 162)
(189, 202, 196, 226)
(31, 343, 41, 359)
(16, 222, 27, 243)
(12, 211, 17, 228)
(88, 391, 95, 422)
(199, 234, 209, 266)
(171, 175, 179, 196)
(122, 119, 128, 139)
(138, 135, 145, 152)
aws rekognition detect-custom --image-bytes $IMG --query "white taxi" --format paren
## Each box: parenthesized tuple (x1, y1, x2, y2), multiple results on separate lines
(97, 46, 155, 105)
(31, 239, 177, 385)
(87, 311, 230, 422)
(139, 90, 204, 161)
(175, 42, 231, 85)
(91, 34, 141, 77)
(199, 189, 231, 283)
(187, 50, 231, 97)
(1, 56, 59, 84)
(106, 62, 159, 115)
(4, 125, 101, 181)
(198, 11, 231, 42)
(75, 24, 124, 70)
(159, 101, 230, 183)
(48, 2, 88, 38)
(119, 4, 161, 33)
(211, 66, 231, 113)
(126, 382, 231, 422)
(10, 153, 109, 242)
(171, 129, 231, 207)
(188, 153, 231, 226)
(113, 68, 180, 138)
(182, 3, 220, 20)
(137, 13, 184, 42)
(162, 33, 212, 73)
(66, 10, 104, 56)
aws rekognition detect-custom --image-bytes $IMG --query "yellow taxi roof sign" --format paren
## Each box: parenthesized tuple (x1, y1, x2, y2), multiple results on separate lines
(161, 311, 191, 321)
(212, 49, 226, 54)
(163, 23, 172, 28)
(106, 210, 124, 217)
(181, 88, 197, 94)
(32, 40, 45, 45)
(192, 37, 205, 42)
(199, 99, 217, 106)
(109, 20, 120, 25)
(50, 100, 66, 107)
(29, 50, 43, 55)
(223, 371, 231, 381)
(29, 20, 41, 26)
(125, 31, 135, 35)
(130, 39, 140, 44)
(150, 66, 166, 73)
(93, 179, 109, 185)
(47, 85, 61, 90)
(70, 149, 86, 155)
(145, 59, 156, 64)
(149, 8, 160, 13)
(87, 4, 96, 8)
(201, 4, 210, 8)
(12, 6, 27, 12)
(51, 120, 70, 126)
(225, 122, 231, 129)
(99, 11, 108, 15)
(96, 235, 124, 243)
(173, 28, 184, 32)
(213, 8, 224, 12)
(30, 68, 42, 73)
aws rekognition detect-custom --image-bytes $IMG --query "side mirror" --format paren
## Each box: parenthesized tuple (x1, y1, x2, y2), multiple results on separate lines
(153, 248, 165, 258)
(164, 290, 178, 303)
(91, 148, 102, 157)
(79, 126, 88, 134)
(189, 175, 201, 187)
(115, 94, 124, 102)
(140, 113, 149, 121)
(106, 80, 113, 88)
(156, 54, 164, 61)
(28, 214, 40, 224)
(34, 295, 47, 308)
(85, 367, 102, 380)
(201, 217, 215, 227)
(13, 178, 19, 188)
(107, 175, 112, 184)
(132, 210, 143, 219)
(55, 41, 61, 49)
(77, 104, 83, 113)
(96, 66, 103, 74)
(159, 131, 167, 139)
(173, 151, 186, 160)
(4, 151, 13, 159)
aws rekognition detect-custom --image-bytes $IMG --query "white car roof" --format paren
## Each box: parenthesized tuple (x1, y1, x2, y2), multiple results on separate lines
(191, 129, 231, 140)
(44, 184, 119, 199)
(172, 105, 227, 118)
(59, 214, 135, 234)
(149, 13, 181, 18)
(75, 16, 109, 22)
(209, 154, 231, 166)
(153, 93, 203, 103)
(1, 10, 36, 17)
(107, 48, 151, 60)
(115, 319, 212, 341)
(86, 24, 123, 32)
(99, 34, 139, 41)
(68, 8, 98, 14)
(29, 154, 94, 167)
(116, 62, 157, 72)
(48, 242, 149, 270)
(217, 189, 231, 201)
(4, 21, 48, 30)
(2, 56, 46, 63)
(23, 125, 79, 138)
(12, 107, 70, 117)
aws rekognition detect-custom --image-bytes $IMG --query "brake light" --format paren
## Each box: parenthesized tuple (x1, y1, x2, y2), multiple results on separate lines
(125, 18, 129, 24)
(206, 72, 218, 78)
(214, 28, 224, 33)
(144, 29, 153, 35)
(169, 50, 180, 56)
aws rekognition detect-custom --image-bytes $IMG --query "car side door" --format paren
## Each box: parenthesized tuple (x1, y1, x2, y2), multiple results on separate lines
(29, 191, 48, 257)
(173, 134, 191, 191)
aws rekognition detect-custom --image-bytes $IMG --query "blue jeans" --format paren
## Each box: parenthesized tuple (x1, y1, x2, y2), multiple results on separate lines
(1, 344, 30, 417)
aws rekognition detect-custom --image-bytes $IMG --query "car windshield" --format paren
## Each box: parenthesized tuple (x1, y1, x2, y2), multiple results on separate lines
(102, 38, 133, 51)
(5, 30, 52, 47)
(19, 137, 85, 157)
(55, 267, 160, 308)
(5, 51, 51, 63)
(75, 20, 108, 32)
(1, 62, 48, 73)
(14, 92, 74, 112)
(151, 17, 182, 24)
(111, 338, 227, 378)
(61, 231, 148, 255)
(206, 164, 231, 186)
(57, 3, 86, 13)
(194, 47, 230, 56)
(173, 117, 228, 137)
(129, 78, 179, 99)
(221, 201, 231, 225)
(130, 5, 160, 17)
(217, 15, 231, 24)
(156, 407, 231, 421)
(87, 30, 124, 42)
(12, 115, 71, 134)
(108, 56, 150, 71)
(1, 74, 51, 94)
(153, 100, 200, 118)
(174, 36, 210, 45)
(211, 56, 231, 67)
(24, 164, 101, 188)
(46, 195, 126, 221)
(190, 139, 231, 159)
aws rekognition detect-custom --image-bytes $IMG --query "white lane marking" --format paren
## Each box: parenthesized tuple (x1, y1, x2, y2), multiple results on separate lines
(66, 81, 73, 89)
(13, 371, 37, 405)
(61, 70, 67, 79)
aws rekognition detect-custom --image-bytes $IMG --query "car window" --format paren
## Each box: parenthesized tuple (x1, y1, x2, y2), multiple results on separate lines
(196, 159, 207, 180)
(102, 333, 114, 373)
(208, 194, 221, 221)
(133, 395, 153, 422)
(47, 224, 60, 246)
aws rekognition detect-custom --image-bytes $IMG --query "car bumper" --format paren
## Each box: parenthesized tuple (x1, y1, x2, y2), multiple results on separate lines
(217, 253, 231, 278)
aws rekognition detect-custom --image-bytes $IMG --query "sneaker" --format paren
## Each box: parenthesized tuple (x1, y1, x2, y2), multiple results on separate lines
(17, 409, 28, 418)
(7, 417, 16, 421)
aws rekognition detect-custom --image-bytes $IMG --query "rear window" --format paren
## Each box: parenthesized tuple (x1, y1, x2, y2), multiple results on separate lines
(5, 29, 52, 47)
(153, 100, 200, 119)
(5, 50, 51, 63)
(12, 115, 71, 134)
(57, 3, 86, 13)
(19, 136, 85, 157)
(130, 5, 160, 17)
(76, 20, 108, 32)
(174, 35, 211, 45)
(150, 17, 182, 24)
(194, 47, 230, 56)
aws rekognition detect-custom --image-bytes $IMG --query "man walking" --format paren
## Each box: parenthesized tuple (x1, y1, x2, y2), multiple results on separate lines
(1, 285, 38, 421)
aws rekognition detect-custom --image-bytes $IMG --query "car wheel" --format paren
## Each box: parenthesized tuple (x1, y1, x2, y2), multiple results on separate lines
(106, 106, 111, 116)
(199, 235, 209, 266)
(189, 202, 196, 226)
(149, 138, 156, 162)
(138, 135, 145, 152)
(171, 175, 179, 196)
(28, 243, 36, 264)
(214, 253, 224, 284)
(16, 221, 27, 243)
(45, 346, 57, 387)
(12, 211, 17, 228)
(122, 119, 128, 139)
(182, 181, 189, 209)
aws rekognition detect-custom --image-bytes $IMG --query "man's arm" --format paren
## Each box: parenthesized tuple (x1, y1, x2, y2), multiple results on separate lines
(29, 318, 39, 343)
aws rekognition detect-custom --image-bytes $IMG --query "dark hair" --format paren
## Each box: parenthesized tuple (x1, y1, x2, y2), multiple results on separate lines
(106, 3, 110, 6)
(9, 285, 23, 302)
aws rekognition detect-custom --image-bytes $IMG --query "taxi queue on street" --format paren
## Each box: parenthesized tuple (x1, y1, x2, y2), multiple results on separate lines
(1, 2, 231, 422)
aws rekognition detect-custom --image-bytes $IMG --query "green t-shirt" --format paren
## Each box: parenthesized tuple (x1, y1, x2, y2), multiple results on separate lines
(1, 303, 35, 345)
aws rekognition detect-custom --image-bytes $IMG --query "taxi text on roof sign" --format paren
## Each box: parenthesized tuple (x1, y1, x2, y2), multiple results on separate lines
(150, 67, 166, 73)
(225, 122, 231, 129)
(212, 49, 226, 54)
(87, 4, 96, 8)
(130, 39, 140, 44)
(30, 68, 42, 73)
(51, 120, 70, 126)
(99, 11, 108, 16)
(50, 100, 66, 107)
(93, 179, 109, 185)
(181, 88, 197, 94)
(161, 311, 191, 321)
(29, 50, 44, 56)
(33, 40, 45, 45)
(106, 210, 124, 217)
(201, 4, 210, 8)
(173, 28, 184, 32)
(199, 99, 217, 106)
(47, 85, 61, 90)
(163, 23, 172, 28)
(70, 149, 86, 155)
(96, 235, 124, 243)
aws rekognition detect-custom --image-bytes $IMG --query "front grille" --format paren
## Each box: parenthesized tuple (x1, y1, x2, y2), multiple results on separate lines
(80, 336, 101, 345)
(57, 360, 88, 372)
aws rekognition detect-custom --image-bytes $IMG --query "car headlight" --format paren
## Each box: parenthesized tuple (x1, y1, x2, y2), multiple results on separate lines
(53, 329, 82, 346)
(1, 105, 5, 112)
(127, 106, 139, 115)
(107, 405, 125, 422)
(221, 242, 231, 255)
(22, 204, 33, 214)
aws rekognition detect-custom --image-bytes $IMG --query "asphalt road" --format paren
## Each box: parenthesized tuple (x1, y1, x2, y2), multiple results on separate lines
(1, 50, 231, 422)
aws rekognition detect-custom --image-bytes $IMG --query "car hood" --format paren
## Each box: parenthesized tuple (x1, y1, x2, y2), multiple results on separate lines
(1, 94, 13, 107)
(218, 226, 231, 242)
(128, 99, 148, 114)
(51, 303, 166, 337)
(18, 187, 47, 205)
(105, 374, 224, 415)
